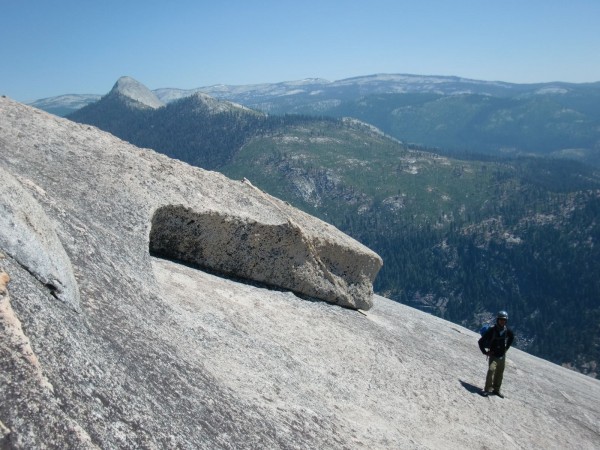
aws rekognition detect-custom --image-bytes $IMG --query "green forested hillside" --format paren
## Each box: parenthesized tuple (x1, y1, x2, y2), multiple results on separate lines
(289, 92, 600, 167)
(70, 92, 336, 170)
(70, 93, 267, 169)
(68, 93, 600, 378)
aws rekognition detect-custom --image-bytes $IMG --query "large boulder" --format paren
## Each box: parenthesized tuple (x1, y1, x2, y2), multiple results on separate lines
(150, 202, 381, 309)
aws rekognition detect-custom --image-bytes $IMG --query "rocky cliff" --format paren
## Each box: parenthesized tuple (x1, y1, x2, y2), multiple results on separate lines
(1, 97, 599, 449)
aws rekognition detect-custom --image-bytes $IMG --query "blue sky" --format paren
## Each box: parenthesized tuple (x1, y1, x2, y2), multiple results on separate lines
(2, 0, 600, 102)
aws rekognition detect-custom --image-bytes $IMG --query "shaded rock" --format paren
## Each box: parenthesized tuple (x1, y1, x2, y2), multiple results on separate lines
(0, 167, 80, 310)
(0, 96, 380, 448)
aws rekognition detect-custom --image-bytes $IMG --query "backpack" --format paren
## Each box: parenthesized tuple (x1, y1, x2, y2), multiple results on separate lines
(480, 323, 492, 336)
(479, 323, 495, 349)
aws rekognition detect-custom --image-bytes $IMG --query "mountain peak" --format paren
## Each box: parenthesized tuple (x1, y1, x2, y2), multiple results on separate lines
(188, 91, 258, 115)
(110, 76, 164, 109)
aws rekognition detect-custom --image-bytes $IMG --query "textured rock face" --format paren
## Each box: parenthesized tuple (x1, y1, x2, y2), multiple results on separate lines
(1, 97, 599, 449)
(150, 205, 380, 309)
(0, 167, 80, 310)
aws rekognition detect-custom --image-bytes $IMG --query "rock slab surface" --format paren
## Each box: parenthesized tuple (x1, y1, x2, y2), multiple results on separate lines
(0, 97, 599, 449)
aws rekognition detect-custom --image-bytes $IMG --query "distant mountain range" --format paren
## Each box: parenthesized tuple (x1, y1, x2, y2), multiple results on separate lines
(66, 76, 600, 378)
(29, 93, 101, 116)
(31, 73, 600, 166)
(34, 73, 598, 112)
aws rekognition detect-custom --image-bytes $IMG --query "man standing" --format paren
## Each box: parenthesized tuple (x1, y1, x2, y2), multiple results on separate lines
(478, 311, 514, 398)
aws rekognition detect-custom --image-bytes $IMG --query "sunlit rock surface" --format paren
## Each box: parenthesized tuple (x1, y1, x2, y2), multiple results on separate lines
(0, 97, 599, 449)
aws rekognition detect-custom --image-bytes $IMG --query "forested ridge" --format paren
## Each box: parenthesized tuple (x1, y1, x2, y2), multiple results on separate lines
(325, 91, 600, 166)
(69, 93, 600, 378)
(70, 92, 337, 170)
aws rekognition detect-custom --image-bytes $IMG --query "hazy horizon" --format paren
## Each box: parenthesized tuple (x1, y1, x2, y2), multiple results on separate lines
(3, 0, 600, 103)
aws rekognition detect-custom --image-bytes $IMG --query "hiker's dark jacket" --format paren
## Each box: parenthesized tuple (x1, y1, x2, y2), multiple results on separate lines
(478, 325, 514, 358)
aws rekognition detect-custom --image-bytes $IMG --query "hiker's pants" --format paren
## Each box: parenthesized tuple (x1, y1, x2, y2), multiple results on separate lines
(485, 355, 506, 392)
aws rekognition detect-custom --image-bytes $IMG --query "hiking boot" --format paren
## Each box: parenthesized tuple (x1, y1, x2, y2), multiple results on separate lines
(493, 391, 504, 398)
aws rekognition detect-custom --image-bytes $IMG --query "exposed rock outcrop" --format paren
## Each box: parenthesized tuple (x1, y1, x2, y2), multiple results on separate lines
(110, 76, 164, 109)
(0, 167, 80, 310)
(1, 96, 599, 449)
(150, 203, 380, 309)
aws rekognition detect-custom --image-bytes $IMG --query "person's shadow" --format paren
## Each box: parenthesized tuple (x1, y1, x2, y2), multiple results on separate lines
(459, 380, 484, 395)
